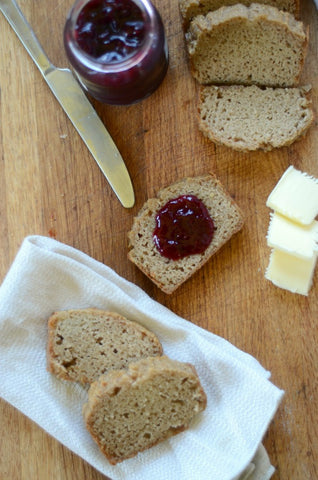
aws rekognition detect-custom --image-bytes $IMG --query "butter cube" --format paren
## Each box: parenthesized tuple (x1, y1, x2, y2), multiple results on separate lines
(265, 249, 317, 296)
(267, 212, 318, 260)
(266, 166, 318, 225)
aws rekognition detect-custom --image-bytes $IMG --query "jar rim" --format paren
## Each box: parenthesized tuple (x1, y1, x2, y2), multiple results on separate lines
(64, 0, 158, 73)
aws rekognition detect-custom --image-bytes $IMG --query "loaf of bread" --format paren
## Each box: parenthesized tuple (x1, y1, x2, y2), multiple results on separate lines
(185, 3, 308, 87)
(128, 175, 244, 294)
(83, 355, 207, 464)
(198, 85, 314, 151)
(47, 309, 162, 384)
(179, 0, 299, 28)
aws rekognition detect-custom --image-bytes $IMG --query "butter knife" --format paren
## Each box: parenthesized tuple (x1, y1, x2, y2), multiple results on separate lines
(0, 0, 135, 208)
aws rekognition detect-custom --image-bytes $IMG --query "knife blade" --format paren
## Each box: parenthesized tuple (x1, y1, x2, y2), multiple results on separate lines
(0, 0, 135, 208)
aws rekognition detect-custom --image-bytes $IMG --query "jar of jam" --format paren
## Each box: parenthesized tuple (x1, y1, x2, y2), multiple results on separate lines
(64, 0, 169, 105)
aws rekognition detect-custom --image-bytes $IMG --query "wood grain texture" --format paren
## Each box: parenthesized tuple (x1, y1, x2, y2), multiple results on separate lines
(0, 0, 317, 478)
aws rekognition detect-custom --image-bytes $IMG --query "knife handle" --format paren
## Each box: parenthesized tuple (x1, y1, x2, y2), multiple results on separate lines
(0, 0, 53, 75)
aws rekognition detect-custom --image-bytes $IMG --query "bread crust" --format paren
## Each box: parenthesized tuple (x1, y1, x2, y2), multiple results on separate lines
(128, 174, 244, 294)
(179, 0, 300, 29)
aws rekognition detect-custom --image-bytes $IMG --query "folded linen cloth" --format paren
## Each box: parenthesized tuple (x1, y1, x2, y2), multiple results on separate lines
(0, 236, 283, 480)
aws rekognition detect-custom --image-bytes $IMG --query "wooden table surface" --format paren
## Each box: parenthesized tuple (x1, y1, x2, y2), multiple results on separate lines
(0, 0, 317, 479)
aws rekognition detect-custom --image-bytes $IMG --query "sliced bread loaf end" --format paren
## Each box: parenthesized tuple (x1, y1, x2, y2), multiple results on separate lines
(83, 355, 207, 464)
(47, 309, 162, 384)
(198, 85, 314, 151)
(186, 3, 308, 87)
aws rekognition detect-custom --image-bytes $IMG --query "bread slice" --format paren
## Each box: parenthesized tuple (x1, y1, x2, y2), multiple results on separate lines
(179, 0, 299, 29)
(128, 175, 244, 294)
(83, 355, 207, 464)
(198, 85, 314, 151)
(47, 309, 162, 384)
(185, 3, 308, 87)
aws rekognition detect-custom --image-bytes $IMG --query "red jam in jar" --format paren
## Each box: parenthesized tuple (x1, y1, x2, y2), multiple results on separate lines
(64, 0, 168, 105)
(153, 195, 215, 260)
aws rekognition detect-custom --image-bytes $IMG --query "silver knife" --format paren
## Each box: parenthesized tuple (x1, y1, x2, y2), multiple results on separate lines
(0, 0, 135, 208)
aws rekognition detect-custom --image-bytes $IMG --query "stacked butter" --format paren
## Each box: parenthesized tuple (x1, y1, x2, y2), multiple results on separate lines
(179, 0, 314, 151)
(265, 166, 318, 295)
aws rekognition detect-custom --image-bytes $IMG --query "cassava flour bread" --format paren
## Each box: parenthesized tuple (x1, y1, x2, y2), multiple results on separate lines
(83, 355, 207, 464)
(47, 309, 162, 384)
(128, 175, 244, 294)
(198, 85, 314, 151)
(185, 3, 308, 87)
(179, 0, 299, 29)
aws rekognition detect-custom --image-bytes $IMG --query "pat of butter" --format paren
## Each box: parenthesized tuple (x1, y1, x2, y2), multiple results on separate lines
(265, 248, 317, 295)
(266, 166, 318, 225)
(267, 212, 318, 260)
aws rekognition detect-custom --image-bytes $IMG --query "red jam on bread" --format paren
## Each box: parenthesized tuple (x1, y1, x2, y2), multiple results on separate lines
(153, 195, 215, 260)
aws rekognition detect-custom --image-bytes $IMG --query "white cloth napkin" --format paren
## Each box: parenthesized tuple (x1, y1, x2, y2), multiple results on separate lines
(0, 236, 283, 480)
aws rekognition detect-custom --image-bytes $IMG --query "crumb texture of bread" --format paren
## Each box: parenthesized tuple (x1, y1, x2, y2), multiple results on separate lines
(186, 3, 308, 87)
(198, 85, 314, 151)
(127, 175, 244, 294)
(47, 309, 163, 384)
(179, 0, 299, 28)
(83, 356, 207, 464)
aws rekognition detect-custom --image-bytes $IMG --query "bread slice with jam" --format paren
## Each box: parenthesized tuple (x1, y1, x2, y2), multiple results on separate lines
(128, 175, 244, 294)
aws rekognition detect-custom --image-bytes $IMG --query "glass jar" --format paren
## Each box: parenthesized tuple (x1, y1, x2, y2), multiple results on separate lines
(64, 0, 169, 105)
